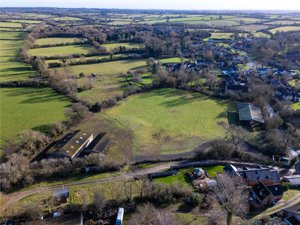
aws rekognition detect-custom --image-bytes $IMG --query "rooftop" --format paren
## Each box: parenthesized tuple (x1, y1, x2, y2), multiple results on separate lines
(238, 103, 264, 124)
(49, 130, 93, 158)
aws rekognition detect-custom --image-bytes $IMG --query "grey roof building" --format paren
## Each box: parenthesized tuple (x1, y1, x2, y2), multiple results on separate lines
(238, 103, 265, 124)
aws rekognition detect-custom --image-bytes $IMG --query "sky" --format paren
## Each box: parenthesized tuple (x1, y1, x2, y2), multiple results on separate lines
(1, 0, 300, 10)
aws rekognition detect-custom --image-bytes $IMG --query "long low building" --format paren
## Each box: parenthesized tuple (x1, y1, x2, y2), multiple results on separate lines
(47, 130, 109, 159)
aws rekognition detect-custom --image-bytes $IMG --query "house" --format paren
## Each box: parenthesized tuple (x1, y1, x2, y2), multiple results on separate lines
(251, 182, 283, 206)
(283, 204, 300, 225)
(47, 131, 94, 159)
(237, 103, 265, 130)
(224, 164, 280, 186)
(282, 175, 300, 187)
(193, 168, 205, 178)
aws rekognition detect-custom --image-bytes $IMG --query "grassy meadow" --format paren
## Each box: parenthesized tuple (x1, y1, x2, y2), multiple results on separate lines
(102, 42, 143, 50)
(0, 88, 70, 144)
(0, 31, 35, 81)
(28, 44, 93, 57)
(34, 37, 84, 46)
(269, 26, 300, 34)
(0, 22, 23, 28)
(103, 88, 233, 155)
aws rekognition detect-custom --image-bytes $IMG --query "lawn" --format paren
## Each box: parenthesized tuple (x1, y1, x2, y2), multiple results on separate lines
(0, 31, 35, 81)
(102, 88, 233, 154)
(269, 26, 300, 34)
(34, 37, 84, 46)
(28, 44, 93, 57)
(155, 165, 224, 185)
(155, 168, 193, 186)
(0, 88, 70, 146)
(292, 102, 300, 110)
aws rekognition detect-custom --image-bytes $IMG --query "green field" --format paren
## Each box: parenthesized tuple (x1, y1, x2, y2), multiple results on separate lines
(292, 102, 300, 110)
(102, 42, 142, 51)
(269, 26, 300, 34)
(9, 20, 42, 24)
(103, 88, 233, 154)
(0, 31, 35, 81)
(28, 44, 93, 57)
(52, 16, 82, 21)
(0, 22, 22, 28)
(74, 58, 181, 103)
(34, 37, 84, 46)
(45, 53, 129, 66)
(0, 88, 70, 144)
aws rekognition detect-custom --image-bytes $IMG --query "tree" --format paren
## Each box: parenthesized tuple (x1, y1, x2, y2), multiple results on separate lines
(214, 174, 248, 225)
(92, 189, 106, 215)
(4, 130, 49, 158)
(127, 204, 179, 225)
(21, 202, 43, 220)
(64, 103, 90, 125)
(225, 125, 247, 152)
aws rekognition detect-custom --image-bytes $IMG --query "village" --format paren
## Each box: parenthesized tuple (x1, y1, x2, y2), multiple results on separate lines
(0, 5, 300, 225)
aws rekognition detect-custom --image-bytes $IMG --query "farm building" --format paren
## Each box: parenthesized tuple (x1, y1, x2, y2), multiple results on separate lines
(237, 103, 265, 130)
(251, 182, 283, 206)
(224, 164, 280, 186)
(47, 131, 94, 159)
(282, 175, 300, 187)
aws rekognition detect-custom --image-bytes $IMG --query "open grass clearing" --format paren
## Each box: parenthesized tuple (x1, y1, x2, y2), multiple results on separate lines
(236, 24, 270, 32)
(269, 26, 300, 34)
(52, 16, 82, 21)
(55, 59, 146, 76)
(102, 42, 143, 50)
(154, 165, 224, 186)
(102, 88, 233, 155)
(28, 44, 93, 57)
(0, 31, 35, 82)
(9, 19, 42, 24)
(0, 88, 70, 146)
(0, 22, 22, 28)
(34, 37, 84, 46)
(45, 54, 129, 66)
(292, 102, 300, 110)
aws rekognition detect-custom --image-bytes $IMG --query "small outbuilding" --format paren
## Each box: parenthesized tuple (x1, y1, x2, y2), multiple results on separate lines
(282, 175, 300, 187)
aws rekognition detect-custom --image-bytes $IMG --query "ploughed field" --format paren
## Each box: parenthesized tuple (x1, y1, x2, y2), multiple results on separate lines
(102, 88, 233, 155)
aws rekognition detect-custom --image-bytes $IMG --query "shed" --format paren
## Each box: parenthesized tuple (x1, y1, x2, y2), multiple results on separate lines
(282, 175, 300, 187)
(238, 103, 264, 124)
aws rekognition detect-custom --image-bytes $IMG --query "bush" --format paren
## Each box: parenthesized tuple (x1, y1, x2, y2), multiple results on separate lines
(281, 182, 291, 192)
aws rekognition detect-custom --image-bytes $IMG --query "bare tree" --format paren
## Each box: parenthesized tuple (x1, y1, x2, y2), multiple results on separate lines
(225, 125, 248, 152)
(214, 174, 249, 225)
(127, 204, 179, 225)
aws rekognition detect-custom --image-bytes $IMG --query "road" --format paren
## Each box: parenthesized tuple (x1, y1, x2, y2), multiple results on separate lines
(1, 159, 262, 212)
(1, 161, 177, 213)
